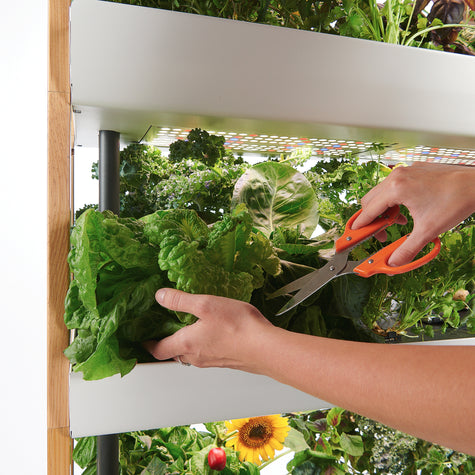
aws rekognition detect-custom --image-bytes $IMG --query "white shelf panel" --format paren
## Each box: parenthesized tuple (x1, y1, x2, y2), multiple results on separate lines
(69, 361, 330, 438)
(69, 337, 475, 437)
(71, 0, 475, 151)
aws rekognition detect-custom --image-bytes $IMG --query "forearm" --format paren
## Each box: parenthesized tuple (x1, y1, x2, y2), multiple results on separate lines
(259, 327, 475, 455)
(149, 289, 475, 455)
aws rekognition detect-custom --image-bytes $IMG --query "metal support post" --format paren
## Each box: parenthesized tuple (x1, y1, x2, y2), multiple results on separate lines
(97, 129, 120, 475)
(99, 130, 120, 214)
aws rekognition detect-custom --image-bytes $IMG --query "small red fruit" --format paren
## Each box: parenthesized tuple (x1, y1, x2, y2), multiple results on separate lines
(207, 447, 226, 471)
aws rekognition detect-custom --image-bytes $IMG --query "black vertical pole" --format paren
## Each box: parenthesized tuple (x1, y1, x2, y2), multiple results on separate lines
(97, 130, 120, 475)
(99, 130, 120, 214)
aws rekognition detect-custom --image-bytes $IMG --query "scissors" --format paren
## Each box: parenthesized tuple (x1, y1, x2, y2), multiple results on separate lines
(268, 205, 441, 316)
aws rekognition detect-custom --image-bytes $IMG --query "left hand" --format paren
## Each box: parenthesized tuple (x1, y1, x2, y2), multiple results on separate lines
(143, 288, 275, 372)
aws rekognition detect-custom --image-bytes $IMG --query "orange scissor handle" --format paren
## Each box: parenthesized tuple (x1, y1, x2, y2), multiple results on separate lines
(353, 235, 442, 278)
(335, 205, 401, 253)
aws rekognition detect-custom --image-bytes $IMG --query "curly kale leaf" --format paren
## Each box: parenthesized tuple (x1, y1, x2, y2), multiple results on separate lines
(90, 133, 248, 222)
(168, 128, 226, 167)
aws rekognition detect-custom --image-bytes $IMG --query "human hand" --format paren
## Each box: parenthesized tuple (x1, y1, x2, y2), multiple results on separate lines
(352, 162, 475, 266)
(143, 288, 275, 371)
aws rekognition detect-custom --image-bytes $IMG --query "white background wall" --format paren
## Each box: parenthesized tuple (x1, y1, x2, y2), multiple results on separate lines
(1, 1, 47, 473)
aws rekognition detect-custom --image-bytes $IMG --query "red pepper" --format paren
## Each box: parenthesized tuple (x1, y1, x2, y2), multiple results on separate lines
(207, 447, 226, 471)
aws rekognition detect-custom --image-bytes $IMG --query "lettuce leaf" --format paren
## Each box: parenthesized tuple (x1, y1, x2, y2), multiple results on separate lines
(64, 206, 280, 380)
(64, 209, 177, 380)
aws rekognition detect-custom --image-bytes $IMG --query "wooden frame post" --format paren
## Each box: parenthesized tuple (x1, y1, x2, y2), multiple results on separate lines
(48, 0, 73, 473)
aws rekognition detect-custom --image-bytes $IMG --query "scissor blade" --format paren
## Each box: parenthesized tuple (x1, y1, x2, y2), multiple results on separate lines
(275, 252, 350, 316)
(266, 269, 321, 299)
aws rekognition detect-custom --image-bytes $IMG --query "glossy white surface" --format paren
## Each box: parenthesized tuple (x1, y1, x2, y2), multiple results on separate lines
(71, 0, 475, 150)
(69, 361, 330, 437)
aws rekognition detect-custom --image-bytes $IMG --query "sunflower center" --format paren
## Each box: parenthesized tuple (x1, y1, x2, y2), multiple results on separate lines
(249, 426, 266, 439)
(240, 418, 273, 448)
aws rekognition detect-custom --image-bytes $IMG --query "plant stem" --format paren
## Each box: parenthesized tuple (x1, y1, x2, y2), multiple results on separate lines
(222, 430, 238, 442)
(258, 449, 293, 471)
(404, 22, 475, 46)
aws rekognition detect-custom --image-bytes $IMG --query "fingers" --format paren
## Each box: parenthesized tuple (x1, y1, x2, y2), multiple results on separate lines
(387, 229, 432, 266)
(146, 289, 267, 365)
(143, 327, 189, 362)
(155, 288, 242, 319)
(352, 185, 401, 230)
(352, 197, 390, 229)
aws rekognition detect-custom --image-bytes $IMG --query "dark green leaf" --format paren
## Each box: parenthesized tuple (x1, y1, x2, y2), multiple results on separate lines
(73, 436, 97, 469)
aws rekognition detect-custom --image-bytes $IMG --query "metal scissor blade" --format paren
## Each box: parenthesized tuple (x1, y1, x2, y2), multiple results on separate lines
(275, 252, 350, 316)
(266, 268, 321, 300)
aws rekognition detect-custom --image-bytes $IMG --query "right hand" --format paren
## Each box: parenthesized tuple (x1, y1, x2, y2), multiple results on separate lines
(351, 162, 475, 266)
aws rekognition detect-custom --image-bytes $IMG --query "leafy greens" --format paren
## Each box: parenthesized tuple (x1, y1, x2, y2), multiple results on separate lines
(64, 205, 281, 380)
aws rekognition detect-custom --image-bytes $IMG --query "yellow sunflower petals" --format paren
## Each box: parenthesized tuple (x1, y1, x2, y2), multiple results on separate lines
(264, 443, 275, 460)
(225, 414, 290, 466)
(227, 418, 249, 430)
(252, 449, 262, 466)
(259, 447, 270, 462)
(225, 437, 236, 448)
(269, 437, 284, 451)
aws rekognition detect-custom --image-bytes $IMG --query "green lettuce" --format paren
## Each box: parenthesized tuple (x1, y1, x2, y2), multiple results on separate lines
(64, 205, 280, 380)
(141, 204, 281, 306)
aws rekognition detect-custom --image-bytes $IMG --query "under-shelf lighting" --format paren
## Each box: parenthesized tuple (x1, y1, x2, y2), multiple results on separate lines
(143, 125, 475, 166)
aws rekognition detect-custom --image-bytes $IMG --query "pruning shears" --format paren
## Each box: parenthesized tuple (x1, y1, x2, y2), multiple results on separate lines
(268, 205, 441, 316)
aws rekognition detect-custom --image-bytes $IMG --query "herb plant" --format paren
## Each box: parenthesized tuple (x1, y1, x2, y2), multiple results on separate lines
(103, 0, 475, 54)
(73, 408, 475, 473)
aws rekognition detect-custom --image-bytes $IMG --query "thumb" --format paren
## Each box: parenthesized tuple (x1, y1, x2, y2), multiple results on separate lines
(388, 232, 428, 266)
(155, 288, 205, 315)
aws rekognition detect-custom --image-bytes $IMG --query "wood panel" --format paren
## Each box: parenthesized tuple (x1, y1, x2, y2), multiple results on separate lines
(48, 0, 72, 473)
(48, 428, 73, 475)
(49, 0, 70, 93)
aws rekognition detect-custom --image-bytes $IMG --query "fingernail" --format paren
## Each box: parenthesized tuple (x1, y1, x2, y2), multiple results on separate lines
(156, 288, 167, 304)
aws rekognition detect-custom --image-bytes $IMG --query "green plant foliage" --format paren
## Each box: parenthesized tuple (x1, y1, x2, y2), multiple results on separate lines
(361, 225, 475, 339)
(73, 422, 262, 474)
(64, 205, 281, 379)
(168, 128, 226, 167)
(74, 410, 475, 473)
(285, 409, 475, 474)
(304, 157, 474, 340)
(103, 0, 475, 54)
(72, 128, 474, 469)
(90, 130, 249, 222)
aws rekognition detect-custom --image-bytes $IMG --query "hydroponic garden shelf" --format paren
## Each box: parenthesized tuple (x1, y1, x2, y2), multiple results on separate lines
(69, 0, 475, 439)
(69, 338, 475, 438)
(71, 0, 475, 160)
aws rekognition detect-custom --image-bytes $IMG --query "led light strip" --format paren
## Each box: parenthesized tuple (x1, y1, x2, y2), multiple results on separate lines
(145, 126, 475, 165)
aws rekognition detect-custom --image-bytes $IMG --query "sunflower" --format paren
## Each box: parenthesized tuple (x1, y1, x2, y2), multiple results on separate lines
(225, 414, 291, 466)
